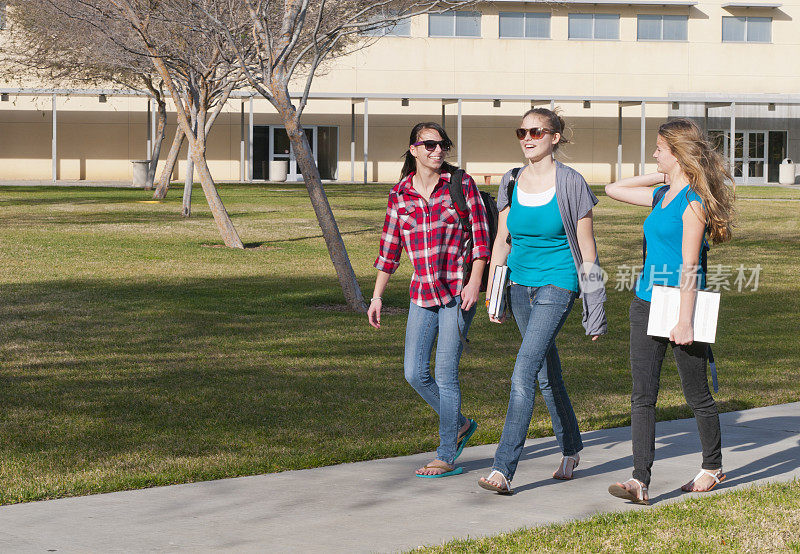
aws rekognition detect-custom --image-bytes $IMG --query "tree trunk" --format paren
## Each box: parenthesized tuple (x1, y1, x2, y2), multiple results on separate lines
(276, 94, 366, 312)
(153, 126, 184, 200)
(182, 151, 193, 217)
(190, 142, 244, 249)
(146, 99, 168, 191)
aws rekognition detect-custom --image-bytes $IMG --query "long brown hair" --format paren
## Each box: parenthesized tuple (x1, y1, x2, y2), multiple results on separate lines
(658, 118, 735, 244)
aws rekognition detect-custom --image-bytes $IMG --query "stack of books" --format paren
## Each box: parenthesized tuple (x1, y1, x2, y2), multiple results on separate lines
(487, 265, 509, 319)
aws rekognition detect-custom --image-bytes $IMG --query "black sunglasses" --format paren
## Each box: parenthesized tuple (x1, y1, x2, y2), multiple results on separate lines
(515, 127, 557, 140)
(412, 140, 451, 152)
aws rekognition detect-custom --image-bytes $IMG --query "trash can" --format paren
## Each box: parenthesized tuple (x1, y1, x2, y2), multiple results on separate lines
(131, 160, 151, 187)
(269, 160, 289, 182)
(779, 158, 796, 185)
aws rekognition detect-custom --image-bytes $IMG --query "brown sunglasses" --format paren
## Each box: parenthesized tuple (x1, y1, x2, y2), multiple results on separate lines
(516, 127, 557, 140)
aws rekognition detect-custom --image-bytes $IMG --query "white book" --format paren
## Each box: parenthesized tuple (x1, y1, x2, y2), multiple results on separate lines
(647, 285, 721, 343)
(487, 265, 509, 318)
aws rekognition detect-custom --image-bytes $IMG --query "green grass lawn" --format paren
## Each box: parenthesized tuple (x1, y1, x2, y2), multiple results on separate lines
(0, 182, 798, 505)
(419, 479, 800, 553)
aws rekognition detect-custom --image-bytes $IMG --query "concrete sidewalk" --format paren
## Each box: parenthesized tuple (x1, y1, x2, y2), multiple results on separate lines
(1, 403, 798, 553)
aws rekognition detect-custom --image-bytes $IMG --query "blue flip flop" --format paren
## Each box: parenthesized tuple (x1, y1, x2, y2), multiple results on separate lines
(416, 465, 464, 479)
(455, 419, 477, 461)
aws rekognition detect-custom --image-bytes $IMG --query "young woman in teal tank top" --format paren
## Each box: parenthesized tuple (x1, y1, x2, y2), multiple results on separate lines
(605, 118, 735, 504)
(477, 108, 607, 495)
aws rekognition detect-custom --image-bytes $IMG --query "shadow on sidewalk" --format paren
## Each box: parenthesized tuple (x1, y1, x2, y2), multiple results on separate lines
(459, 413, 800, 504)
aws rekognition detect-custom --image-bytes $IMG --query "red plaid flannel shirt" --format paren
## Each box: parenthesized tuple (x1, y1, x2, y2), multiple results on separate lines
(374, 171, 491, 307)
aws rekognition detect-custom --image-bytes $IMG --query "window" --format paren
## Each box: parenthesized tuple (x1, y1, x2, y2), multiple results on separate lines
(361, 9, 411, 36)
(429, 11, 481, 37)
(722, 16, 771, 43)
(637, 15, 688, 41)
(499, 12, 550, 39)
(569, 13, 619, 40)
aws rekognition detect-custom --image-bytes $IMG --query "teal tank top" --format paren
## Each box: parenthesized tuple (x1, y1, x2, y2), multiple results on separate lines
(506, 186, 579, 292)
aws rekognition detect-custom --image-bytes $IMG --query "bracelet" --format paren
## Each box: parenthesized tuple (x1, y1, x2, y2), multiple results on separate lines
(370, 297, 382, 303)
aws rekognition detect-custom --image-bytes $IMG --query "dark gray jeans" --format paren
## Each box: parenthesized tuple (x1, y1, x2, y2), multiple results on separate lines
(629, 296, 722, 486)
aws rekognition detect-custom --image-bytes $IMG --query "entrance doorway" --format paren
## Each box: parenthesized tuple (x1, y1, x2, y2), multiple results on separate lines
(252, 125, 339, 181)
(710, 130, 787, 184)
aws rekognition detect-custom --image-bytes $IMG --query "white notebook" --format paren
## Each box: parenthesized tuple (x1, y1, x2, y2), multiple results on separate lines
(647, 285, 721, 343)
(487, 265, 509, 318)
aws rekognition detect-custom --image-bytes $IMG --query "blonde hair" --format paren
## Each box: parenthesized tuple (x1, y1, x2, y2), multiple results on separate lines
(658, 118, 735, 244)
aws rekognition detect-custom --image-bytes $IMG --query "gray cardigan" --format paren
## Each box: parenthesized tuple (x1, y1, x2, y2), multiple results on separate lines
(497, 161, 607, 336)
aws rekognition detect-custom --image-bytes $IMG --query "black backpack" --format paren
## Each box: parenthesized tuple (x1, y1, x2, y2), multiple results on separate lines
(448, 168, 499, 291)
(644, 184, 718, 392)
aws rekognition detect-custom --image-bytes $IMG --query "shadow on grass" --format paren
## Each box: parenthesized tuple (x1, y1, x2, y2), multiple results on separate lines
(0, 277, 797, 503)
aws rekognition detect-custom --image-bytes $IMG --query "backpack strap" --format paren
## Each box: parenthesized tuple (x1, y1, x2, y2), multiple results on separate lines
(507, 167, 521, 207)
(448, 168, 471, 235)
(505, 167, 522, 245)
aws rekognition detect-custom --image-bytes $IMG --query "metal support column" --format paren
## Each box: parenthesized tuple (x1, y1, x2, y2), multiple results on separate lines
(248, 96, 254, 182)
(146, 98, 152, 159)
(729, 102, 736, 176)
(704, 103, 709, 133)
(240, 101, 245, 181)
(51, 94, 57, 182)
(363, 98, 369, 184)
(640, 101, 646, 175)
(441, 103, 446, 129)
(351, 101, 356, 181)
(550, 99, 555, 110)
(151, 100, 156, 159)
(617, 104, 623, 181)
(457, 99, 463, 168)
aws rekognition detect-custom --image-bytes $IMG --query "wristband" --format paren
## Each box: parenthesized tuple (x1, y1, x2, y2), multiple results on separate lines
(370, 297, 382, 303)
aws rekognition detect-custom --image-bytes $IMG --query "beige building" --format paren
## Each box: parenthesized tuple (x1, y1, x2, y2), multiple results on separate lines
(1, 0, 799, 184)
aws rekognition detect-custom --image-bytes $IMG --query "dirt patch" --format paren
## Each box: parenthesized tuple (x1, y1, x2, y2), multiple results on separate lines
(201, 243, 282, 251)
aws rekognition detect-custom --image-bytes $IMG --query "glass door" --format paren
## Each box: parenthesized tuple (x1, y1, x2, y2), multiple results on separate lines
(710, 130, 767, 184)
(270, 126, 316, 181)
(746, 131, 767, 184)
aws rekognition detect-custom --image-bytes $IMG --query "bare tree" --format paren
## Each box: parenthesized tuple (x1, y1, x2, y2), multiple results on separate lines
(2, 1, 177, 191)
(198, 0, 475, 311)
(10, 0, 248, 247)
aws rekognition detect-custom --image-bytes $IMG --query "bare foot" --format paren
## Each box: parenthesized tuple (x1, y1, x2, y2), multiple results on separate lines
(681, 468, 726, 492)
(553, 454, 580, 480)
(416, 460, 455, 476)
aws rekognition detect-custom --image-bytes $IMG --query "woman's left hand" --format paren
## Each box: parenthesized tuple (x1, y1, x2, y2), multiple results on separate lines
(670, 322, 694, 345)
(460, 281, 480, 311)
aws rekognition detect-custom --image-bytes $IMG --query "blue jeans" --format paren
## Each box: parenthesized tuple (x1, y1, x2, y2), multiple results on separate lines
(492, 284, 582, 481)
(405, 296, 475, 466)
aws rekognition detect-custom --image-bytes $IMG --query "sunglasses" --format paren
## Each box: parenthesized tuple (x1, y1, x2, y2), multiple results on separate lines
(515, 127, 557, 140)
(412, 140, 451, 152)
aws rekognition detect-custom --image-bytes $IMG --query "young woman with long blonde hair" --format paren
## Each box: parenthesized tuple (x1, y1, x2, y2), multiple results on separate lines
(605, 118, 735, 504)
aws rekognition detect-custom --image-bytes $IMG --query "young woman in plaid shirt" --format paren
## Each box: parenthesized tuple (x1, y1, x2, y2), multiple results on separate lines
(367, 122, 491, 478)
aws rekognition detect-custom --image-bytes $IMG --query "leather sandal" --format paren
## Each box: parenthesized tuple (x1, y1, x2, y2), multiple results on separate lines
(608, 478, 649, 505)
(553, 454, 580, 480)
(681, 468, 726, 492)
(478, 470, 513, 495)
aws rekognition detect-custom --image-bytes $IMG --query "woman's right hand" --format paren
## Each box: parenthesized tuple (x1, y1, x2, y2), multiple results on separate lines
(488, 313, 506, 324)
(367, 299, 382, 329)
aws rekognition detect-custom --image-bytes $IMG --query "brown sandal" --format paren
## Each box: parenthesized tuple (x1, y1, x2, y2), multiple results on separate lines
(608, 478, 649, 505)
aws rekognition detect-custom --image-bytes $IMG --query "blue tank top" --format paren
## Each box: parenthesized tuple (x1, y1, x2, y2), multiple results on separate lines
(635, 184, 706, 301)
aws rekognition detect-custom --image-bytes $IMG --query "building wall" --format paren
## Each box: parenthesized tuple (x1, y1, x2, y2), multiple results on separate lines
(1, 0, 798, 183)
